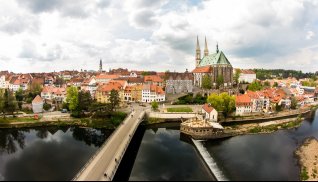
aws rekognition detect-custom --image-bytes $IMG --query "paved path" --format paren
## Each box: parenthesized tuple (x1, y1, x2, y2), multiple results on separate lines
(74, 104, 148, 181)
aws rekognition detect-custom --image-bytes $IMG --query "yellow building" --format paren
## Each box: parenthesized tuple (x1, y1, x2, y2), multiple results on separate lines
(95, 82, 125, 105)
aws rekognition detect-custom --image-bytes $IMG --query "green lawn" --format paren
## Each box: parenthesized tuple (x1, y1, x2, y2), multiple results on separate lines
(0, 117, 39, 124)
(167, 107, 193, 113)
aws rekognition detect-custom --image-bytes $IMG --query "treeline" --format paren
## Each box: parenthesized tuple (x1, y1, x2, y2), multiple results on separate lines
(253, 69, 317, 80)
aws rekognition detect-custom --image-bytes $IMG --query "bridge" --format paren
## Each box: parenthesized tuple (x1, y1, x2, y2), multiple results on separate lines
(73, 105, 147, 181)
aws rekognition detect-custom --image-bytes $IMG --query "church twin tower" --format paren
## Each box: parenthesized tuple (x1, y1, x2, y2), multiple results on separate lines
(195, 36, 219, 67)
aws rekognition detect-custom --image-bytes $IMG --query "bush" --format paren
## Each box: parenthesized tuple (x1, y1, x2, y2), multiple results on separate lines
(151, 101, 159, 111)
(43, 103, 52, 111)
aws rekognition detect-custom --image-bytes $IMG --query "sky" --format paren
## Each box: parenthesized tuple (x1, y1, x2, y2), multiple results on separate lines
(0, 0, 318, 73)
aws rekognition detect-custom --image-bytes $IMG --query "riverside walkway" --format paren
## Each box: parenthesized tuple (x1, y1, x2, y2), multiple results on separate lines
(73, 105, 147, 181)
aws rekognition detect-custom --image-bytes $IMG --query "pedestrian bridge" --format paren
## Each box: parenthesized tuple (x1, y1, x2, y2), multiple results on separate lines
(73, 108, 146, 181)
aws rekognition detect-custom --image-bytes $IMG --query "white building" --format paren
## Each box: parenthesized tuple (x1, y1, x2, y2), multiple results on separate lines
(235, 94, 252, 116)
(32, 95, 44, 113)
(238, 69, 256, 83)
(202, 104, 218, 122)
(142, 84, 165, 103)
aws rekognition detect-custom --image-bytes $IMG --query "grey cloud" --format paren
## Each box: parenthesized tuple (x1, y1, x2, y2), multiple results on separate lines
(136, 0, 167, 8)
(16, 0, 92, 18)
(133, 10, 156, 28)
(97, 0, 111, 8)
(0, 15, 39, 35)
(19, 40, 38, 59)
(19, 41, 63, 62)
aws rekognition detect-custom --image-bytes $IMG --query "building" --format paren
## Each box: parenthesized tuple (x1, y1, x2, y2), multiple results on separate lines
(202, 104, 218, 122)
(165, 71, 194, 94)
(41, 86, 66, 102)
(246, 91, 270, 113)
(32, 95, 43, 113)
(192, 36, 233, 88)
(144, 75, 163, 86)
(238, 69, 256, 83)
(81, 77, 97, 97)
(95, 82, 124, 104)
(142, 84, 165, 103)
(95, 74, 120, 84)
(235, 94, 252, 116)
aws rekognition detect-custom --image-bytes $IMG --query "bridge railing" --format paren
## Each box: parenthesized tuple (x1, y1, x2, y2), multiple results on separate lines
(72, 110, 133, 181)
(105, 111, 146, 180)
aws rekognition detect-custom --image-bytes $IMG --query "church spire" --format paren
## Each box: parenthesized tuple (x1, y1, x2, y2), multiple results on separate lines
(204, 36, 209, 56)
(195, 35, 201, 67)
(216, 42, 219, 53)
(99, 59, 103, 73)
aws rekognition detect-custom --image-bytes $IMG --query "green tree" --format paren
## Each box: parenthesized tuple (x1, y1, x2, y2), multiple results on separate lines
(66, 86, 79, 112)
(43, 103, 52, 111)
(263, 81, 270, 87)
(273, 82, 278, 87)
(207, 92, 235, 117)
(202, 75, 212, 89)
(0, 89, 5, 117)
(234, 69, 241, 85)
(55, 77, 65, 86)
(216, 75, 224, 89)
(15, 88, 24, 110)
(78, 91, 92, 112)
(291, 97, 298, 109)
(4, 89, 18, 116)
(248, 81, 263, 91)
(109, 89, 120, 112)
(141, 71, 149, 76)
(151, 101, 158, 111)
(275, 103, 282, 112)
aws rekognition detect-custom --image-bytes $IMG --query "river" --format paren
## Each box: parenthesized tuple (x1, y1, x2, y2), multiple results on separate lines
(0, 127, 111, 181)
(0, 110, 317, 181)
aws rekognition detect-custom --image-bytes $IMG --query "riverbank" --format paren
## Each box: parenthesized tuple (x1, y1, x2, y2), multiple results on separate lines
(0, 112, 127, 129)
(295, 138, 318, 181)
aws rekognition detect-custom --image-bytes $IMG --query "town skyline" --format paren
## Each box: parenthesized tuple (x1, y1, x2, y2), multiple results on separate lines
(1, 0, 318, 73)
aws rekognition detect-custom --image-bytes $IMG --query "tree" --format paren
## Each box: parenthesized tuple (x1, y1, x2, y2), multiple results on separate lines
(275, 103, 282, 112)
(216, 75, 224, 89)
(207, 92, 235, 117)
(78, 91, 92, 112)
(248, 81, 263, 91)
(291, 97, 297, 109)
(273, 82, 278, 87)
(202, 75, 212, 89)
(55, 76, 65, 86)
(151, 101, 158, 111)
(263, 81, 270, 87)
(234, 69, 241, 85)
(109, 89, 120, 112)
(0, 89, 4, 117)
(15, 88, 24, 110)
(66, 86, 79, 112)
(3, 89, 18, 116)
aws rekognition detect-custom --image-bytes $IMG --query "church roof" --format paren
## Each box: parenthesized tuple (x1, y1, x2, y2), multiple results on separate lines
(199, 51, 231, 67)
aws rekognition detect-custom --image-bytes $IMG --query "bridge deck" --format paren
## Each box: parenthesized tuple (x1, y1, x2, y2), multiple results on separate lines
(73, 106, 146, 181)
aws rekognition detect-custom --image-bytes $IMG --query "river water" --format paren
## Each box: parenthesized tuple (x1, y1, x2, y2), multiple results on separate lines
(0, 110, 317, 181)
(0, 127, 111, 181)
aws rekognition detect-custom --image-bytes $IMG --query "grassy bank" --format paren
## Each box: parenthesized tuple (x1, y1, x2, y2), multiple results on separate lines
(167, 107, 193, 112)
(0, 112, 127, 129)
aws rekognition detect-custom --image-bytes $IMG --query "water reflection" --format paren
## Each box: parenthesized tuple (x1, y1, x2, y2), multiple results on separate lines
(129, 125, 214, 181)
(204, 110, 318, 181)
(0, 126, 111, 181)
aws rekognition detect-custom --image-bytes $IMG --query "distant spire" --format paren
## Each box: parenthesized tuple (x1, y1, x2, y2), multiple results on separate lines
(196, 35, 200, 50)
(204, 36, 209, 56)
(99, 59, 103, 73)
(216, 42, 219, 53)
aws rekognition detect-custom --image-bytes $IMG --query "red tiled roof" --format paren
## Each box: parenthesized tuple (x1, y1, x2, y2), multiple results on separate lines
(236, 94, 252, 106)
(98, 82, 122, 92)
(192, 66, 211, 73)
(202, 104, 214, 113)
(95, 74, 120, 80)
(241, 69, 255, 74)
(32, 95, 43, 104)
(144, 75, 163, 83)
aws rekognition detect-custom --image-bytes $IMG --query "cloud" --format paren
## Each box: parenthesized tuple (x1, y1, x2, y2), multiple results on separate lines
(1, 0, 318, 73)
(16, 0, 93, 18)
(306, 31, 315, 40)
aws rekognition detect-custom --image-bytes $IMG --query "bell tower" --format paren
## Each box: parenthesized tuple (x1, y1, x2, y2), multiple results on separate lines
(195, 36, 201, 67)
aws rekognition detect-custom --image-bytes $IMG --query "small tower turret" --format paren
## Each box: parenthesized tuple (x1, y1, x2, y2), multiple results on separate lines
(195, 36, 201, 67)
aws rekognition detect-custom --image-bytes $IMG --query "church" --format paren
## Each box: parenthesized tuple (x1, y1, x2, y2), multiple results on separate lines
(192, 36, 233, 88)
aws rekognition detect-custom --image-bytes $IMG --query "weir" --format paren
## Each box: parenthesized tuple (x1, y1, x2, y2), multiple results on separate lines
(192, 139, 228, 181)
